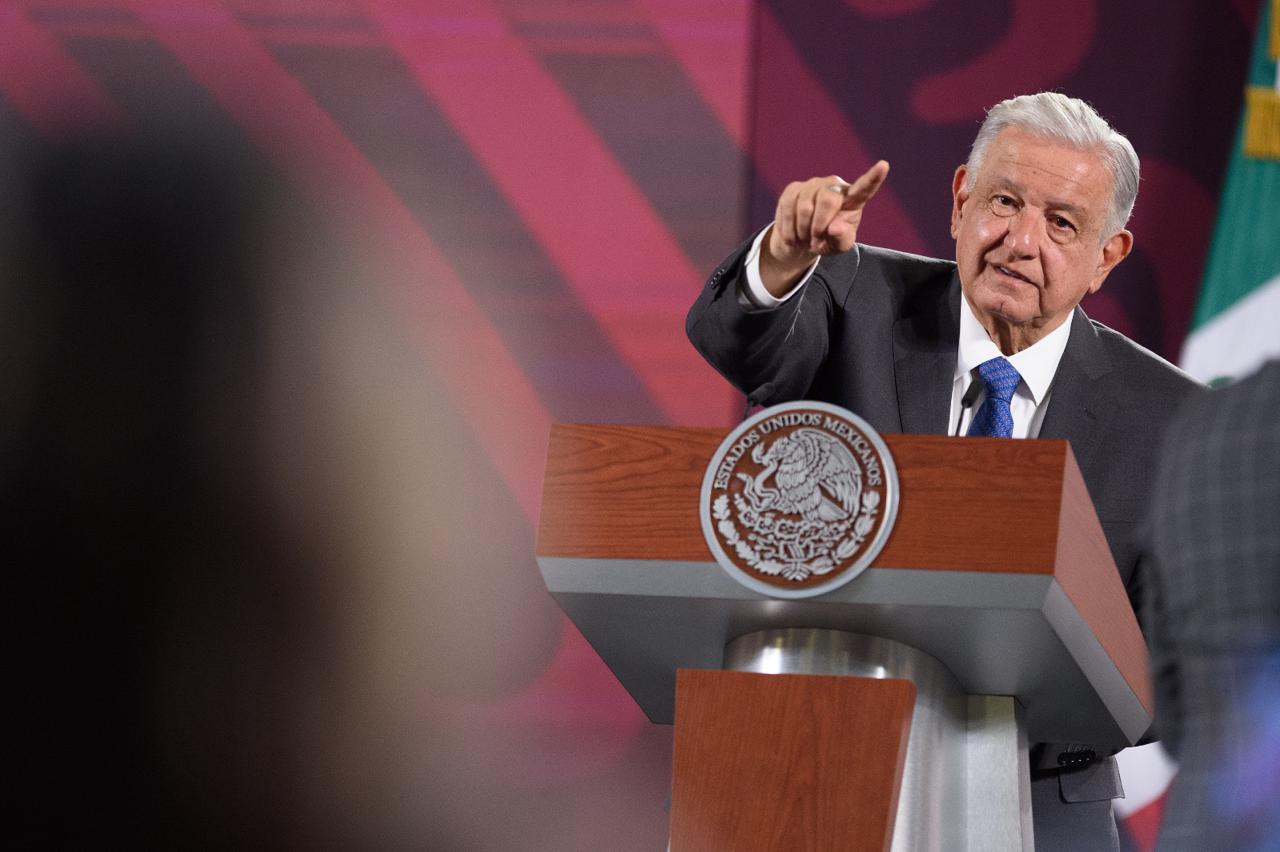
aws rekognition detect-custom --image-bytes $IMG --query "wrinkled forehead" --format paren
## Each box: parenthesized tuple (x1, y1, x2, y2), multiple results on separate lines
(975, 129, 1116, 226)
(978, 128, 1113, 194)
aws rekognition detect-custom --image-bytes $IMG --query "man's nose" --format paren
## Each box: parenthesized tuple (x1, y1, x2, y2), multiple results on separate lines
(1002, 209, 1040, 256)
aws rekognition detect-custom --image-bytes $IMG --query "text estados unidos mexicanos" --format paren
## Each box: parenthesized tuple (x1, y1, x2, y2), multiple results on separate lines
(712, 412, 882, 490)
(821, 416, 882, 487)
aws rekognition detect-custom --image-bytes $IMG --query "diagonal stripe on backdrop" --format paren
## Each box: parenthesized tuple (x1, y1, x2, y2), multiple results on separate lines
(266, 37, 667, 424)
(531, 27, 747, 276)
(127, 1, 648, 781)
(752, 5, 928, 254)
(128, 0, 552, 518)
(0, 2, 126, 136)
(365, 0, 734, 427)
(631, 0, 752, 150)
(633, 0, 926, 250)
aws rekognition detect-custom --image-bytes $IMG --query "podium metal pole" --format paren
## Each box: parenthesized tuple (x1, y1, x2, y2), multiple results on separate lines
(725, 629, 1033, 852)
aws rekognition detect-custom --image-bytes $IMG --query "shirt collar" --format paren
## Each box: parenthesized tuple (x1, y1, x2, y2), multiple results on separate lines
(955, 296, 1073, 405)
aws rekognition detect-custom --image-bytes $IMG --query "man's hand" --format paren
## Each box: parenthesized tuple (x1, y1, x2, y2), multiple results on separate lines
(760, 160, 890, 297)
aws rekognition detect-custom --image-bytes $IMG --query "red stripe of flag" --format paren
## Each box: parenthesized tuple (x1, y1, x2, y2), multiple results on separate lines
(1120, 788, 1169, 852)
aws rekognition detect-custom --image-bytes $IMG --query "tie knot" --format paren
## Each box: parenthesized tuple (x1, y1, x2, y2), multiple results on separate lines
(977, 356, 1021, 403)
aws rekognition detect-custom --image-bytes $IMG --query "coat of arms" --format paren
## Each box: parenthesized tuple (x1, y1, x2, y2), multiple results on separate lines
(700, 402, 898, 598)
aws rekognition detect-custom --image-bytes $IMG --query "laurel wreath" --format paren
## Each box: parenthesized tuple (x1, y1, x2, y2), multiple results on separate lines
(713, 491, 881, 582)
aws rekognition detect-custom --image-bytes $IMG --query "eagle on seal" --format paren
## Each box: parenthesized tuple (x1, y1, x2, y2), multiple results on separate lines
(737, 428, 861, 522)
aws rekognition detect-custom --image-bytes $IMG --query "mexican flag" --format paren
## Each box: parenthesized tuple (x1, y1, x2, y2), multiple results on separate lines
(1180, 0, 1280, 384)
(1117, 3, 1279, 849)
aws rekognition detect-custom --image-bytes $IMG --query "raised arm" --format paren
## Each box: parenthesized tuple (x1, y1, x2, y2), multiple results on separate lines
(685, 161, 894, 407)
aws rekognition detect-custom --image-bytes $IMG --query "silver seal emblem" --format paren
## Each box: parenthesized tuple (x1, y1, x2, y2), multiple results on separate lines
(700, 401, 899, 598)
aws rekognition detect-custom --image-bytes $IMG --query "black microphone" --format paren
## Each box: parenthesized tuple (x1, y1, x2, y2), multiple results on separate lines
(741, 382, 776, 421)
(954, 378, 982, 435)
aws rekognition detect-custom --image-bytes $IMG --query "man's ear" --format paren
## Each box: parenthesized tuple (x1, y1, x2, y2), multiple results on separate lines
(1088, 229, 1134, 294)
(950, 166, 969, 239)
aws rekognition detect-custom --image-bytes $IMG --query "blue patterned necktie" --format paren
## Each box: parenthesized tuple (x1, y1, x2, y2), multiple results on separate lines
(966, 356, 1022, 438)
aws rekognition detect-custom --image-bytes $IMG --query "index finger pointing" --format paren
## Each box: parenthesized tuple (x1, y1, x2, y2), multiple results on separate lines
(839, 160, 890, 210)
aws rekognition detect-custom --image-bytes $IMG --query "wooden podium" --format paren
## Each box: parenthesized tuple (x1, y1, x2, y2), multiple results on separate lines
(536, 424, 1151, 852)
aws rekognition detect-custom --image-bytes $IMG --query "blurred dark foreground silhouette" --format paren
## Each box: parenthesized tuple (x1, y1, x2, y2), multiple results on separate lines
(1, 128, 476, 849)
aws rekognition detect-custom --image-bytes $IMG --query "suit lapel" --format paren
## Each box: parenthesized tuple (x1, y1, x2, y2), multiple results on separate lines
(1039, 308, 1112, 476)
(893, 274, 962, 435)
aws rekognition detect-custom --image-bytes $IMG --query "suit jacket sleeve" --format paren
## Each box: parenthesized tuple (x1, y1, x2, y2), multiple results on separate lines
(685, 235, 845, 405)
(686, 240, 959, 437)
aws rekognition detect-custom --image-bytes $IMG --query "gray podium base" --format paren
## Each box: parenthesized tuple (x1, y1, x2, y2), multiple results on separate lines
(723, 629, 1034, 852)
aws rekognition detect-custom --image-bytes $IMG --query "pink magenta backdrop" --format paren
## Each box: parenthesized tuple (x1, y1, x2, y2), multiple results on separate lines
(1, 1, 1254, 848)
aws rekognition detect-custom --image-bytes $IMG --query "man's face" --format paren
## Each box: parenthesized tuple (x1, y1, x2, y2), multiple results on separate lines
(950, 128, 1132, 351)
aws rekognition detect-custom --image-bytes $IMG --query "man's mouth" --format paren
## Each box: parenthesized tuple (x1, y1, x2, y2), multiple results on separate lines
(992, 264, 1034, 285)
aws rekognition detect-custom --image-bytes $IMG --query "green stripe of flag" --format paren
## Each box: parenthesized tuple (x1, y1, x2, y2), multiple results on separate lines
(1181, 0, 1280, 382)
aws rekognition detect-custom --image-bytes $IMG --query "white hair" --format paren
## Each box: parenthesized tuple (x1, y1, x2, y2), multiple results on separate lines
(965, 92, 1139, 236)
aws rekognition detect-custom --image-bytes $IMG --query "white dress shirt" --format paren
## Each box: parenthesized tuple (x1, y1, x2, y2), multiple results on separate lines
(949, 294, 1071, 438)
(739, 226, 1073, 438)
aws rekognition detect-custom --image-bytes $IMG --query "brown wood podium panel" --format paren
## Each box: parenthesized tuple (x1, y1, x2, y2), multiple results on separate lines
(536, 424, 1152, 750)
(542, 425, 1085, 575)
(670, 670, 915, 852)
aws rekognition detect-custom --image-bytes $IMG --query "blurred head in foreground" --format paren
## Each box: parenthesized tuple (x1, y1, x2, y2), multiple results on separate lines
(1, 128, 470, 848)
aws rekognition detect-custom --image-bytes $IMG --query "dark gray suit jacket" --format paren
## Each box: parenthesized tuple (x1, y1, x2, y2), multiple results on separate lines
(1144, 360, 1280, 851)
(687, 239, 1204, 849)
(687, 240, 1201, 598)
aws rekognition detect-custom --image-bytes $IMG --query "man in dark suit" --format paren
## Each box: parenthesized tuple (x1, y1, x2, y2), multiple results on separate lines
(1144, 360, 1280, 851)
(686, 92, 1202, 851)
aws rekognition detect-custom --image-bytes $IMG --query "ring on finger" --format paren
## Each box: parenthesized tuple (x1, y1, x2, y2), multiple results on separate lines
(826, 184, 847, 194)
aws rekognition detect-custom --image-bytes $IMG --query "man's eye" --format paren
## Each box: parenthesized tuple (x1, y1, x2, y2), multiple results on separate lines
(1049, 215, 1076, 232)
(991, 195, 1016, 214)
